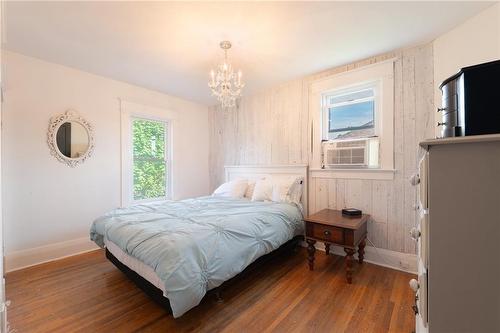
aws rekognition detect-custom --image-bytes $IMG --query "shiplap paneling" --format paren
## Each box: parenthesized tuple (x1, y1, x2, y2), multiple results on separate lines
(209, 43, 434, 255)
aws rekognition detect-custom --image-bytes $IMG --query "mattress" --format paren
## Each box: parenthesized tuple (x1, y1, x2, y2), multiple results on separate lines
(105, 239, 165, 293)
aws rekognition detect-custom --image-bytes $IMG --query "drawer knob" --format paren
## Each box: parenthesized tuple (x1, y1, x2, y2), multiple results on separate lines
(324, 230, 331, 236)
(410, 227, 421, 241)
(409, 278, 419, 292)
(409, 174, 420, 186)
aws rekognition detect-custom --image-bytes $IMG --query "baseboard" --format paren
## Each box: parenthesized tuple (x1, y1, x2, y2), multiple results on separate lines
(5, 237, 416, 274)
(303, 242, 417, 274)
(5, 237, 99, 273)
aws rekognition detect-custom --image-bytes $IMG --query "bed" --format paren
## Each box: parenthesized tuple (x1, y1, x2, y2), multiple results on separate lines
(90, 165, 308, 318)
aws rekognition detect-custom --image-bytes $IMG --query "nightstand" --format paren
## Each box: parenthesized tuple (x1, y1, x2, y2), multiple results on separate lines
(304, 209, 369, 284)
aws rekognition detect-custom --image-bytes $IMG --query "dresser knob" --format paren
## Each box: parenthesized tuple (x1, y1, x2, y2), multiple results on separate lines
(409, 174, 420, 186)
(324, 230, 331, 236)
(409, 278, 419, 292)
(410, 227, 421, 241)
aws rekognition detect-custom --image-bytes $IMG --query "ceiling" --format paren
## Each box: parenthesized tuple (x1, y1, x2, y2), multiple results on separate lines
(4, 1, 494, 105)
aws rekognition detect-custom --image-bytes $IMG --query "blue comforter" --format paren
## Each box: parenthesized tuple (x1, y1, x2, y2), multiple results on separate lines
(90, 196, 303, 317)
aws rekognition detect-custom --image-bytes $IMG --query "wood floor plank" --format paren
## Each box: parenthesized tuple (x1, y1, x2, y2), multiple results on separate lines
(6, 248, 415, 333)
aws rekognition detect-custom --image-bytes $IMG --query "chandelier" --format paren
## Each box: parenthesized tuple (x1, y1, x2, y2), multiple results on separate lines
(208, 41, 244, 108)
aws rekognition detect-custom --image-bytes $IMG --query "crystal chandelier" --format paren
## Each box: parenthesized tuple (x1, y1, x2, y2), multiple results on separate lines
(208, 41, 244, 108)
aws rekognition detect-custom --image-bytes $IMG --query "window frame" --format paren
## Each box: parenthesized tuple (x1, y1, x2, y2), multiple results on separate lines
(321, 82, 380, 142)
(120, 100, 176, 207)
(130, 116, 171, 204)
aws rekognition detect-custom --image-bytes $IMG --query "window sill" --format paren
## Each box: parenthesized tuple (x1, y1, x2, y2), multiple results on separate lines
(310, 168, 395, 180)
(132, 196, 169, 204)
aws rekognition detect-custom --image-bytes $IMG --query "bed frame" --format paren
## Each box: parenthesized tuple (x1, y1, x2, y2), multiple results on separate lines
(106, 164, 309, 314)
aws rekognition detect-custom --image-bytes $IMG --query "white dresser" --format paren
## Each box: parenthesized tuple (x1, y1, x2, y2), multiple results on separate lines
(412, 134, 500, 333)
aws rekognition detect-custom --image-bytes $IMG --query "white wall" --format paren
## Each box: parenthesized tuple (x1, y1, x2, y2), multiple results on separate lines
(3, 51, 210, 270)
(434, 3, 500, 120)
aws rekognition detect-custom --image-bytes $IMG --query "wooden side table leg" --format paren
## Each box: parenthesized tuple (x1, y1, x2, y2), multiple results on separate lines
(325, 243, 331, 255)
(344, 248, 355, 284)
(307, 239, 316, 270)
(358, 238, 366, 264)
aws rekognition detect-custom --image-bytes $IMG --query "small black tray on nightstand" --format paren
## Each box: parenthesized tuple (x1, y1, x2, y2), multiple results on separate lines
(341, 208, 362, 216)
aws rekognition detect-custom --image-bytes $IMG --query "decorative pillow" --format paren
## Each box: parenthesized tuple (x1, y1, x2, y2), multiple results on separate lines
(244, 176, 268, 199)
(244, 180, 257, 199)
(251, 179, 273, 201)
(212, 179, 248, 198)
(287, 177, 304, 205)
(271, 176, 304, 204)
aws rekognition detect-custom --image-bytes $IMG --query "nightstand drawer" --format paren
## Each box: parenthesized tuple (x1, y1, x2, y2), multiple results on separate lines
(310, 224, 343, 243)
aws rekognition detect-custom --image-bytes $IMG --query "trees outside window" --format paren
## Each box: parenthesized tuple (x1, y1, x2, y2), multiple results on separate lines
(132, 118, 168, 201)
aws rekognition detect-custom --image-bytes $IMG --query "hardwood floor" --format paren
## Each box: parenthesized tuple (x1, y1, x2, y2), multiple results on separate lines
(6, 248, 415, 333)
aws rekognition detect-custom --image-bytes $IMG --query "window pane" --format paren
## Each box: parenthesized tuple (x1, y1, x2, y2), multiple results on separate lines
(132, 119, 167, 201)
(133, 119, 165, 159)
(133, 160, 166, 200)
(328, 100, 375, 140)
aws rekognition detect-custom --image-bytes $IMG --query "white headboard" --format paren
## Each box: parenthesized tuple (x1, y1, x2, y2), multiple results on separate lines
(224, 164, 309, 216)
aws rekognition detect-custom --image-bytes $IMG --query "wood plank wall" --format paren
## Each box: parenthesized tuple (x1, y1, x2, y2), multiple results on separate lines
(209, 43, 435, 254)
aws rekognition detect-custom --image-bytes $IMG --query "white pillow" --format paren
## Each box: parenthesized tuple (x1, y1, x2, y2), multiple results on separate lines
(251, 179, 273, 201)
(271, 176, 303, 204)
(288, 178, 304, 205)
(245, 180, 257, 199)
(212, 179, 248, 198)
(244, 176, 268, 199)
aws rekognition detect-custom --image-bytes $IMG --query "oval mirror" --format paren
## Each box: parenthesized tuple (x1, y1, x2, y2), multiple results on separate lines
(47, 110, 95, 167)
(56, 121, 90, 158)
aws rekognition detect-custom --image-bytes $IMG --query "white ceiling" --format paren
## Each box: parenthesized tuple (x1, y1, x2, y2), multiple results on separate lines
(4, 1, 494, 105)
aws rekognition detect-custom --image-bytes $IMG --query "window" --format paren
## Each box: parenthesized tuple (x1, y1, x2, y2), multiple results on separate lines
(321, 83, 380, 169)
(132, 118, 169, 201)
(310, 60, 394, 178)
(323, 85, 377, 141)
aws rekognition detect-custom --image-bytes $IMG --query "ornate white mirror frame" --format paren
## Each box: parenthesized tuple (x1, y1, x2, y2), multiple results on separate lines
(47, 110, 95, 167)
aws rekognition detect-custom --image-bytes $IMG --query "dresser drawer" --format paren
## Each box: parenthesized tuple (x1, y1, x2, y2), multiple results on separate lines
(309, 224, 344, 243)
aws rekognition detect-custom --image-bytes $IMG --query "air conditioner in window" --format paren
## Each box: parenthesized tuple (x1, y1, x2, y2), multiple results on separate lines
(322, 138, 379, 168)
